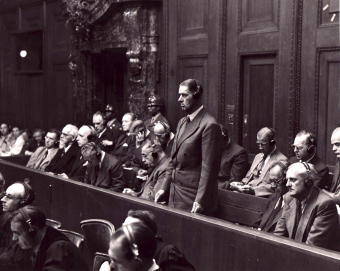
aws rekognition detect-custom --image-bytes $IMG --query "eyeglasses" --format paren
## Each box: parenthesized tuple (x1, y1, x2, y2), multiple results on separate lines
(2, 193, 22, 200)
(269, 177, 285, 186)
(256, 142, 268, 147)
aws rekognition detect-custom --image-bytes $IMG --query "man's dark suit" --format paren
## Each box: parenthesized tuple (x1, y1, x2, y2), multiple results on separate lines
(161, 108, 222, 213)
(107, 119, 122, 131)
(330, 161, 340, 205)
(218, 140, 249, 189)
(274, 187, 340, 251)
(45, 143, 79, 175)
(110, 133, 135, 164)
(84, 153, 125, 192)
(137, 155, 170, 201)
(97, 128, 121, 154)
(164, 137, 174, 157)
(68, 151, 87, 182)
(289, 156, 330, 190)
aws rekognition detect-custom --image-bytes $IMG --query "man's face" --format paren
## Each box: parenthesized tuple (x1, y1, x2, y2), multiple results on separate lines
(286, 165, 308, 199)
(147, 105, 159, 116)
(105, 111, 114, 121)
(178, 86, 196, 113)
(269, 165, 285, 194)
(154, 124, 167, 145)
(83, 150, 100, 166)
(331, 131, 340, 160)
(256, 133, 271, 156)
(12, 128, 20, 139)
(122, 115, 133, 132)
(108, 237, 136, 271)
(11, 221, 34, 249)
(142, 147, 156, 167)
(60, 126, 74, 147)
(93, 115, 105, 134)
(33, 132, 43, 143)
(76, 126, 91, 147)
(292, 135, 310, 161)
(0, 124, 8, 136)
(45, 132, 57, 149)
(1, 184, 24, 212)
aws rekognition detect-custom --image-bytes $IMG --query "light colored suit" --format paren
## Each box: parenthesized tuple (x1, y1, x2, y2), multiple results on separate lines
(26, 147, 59, 171)
(242, 148, 287, 197)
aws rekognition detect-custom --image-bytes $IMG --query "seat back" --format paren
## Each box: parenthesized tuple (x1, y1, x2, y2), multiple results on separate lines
(46, 218, 61, 229)
(80, 219, 115, 255)
(58, 229, 85, 250)
(93, 252, 110, 271)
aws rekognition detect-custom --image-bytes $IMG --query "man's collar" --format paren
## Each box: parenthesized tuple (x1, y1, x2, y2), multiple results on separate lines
(99, 151, 105, 167)
(302, 152, 316, 163)
(187, 105, 204, 122)
(98, 128, 107, 138)
(64, 144, 72, 153)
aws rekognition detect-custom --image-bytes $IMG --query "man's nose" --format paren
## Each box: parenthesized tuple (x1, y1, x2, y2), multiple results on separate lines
(178, 96, 183, 102)
(333, 145, 337, 151)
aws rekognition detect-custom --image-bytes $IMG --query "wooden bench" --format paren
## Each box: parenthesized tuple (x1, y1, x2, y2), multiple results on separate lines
(0, 155, 30, 166)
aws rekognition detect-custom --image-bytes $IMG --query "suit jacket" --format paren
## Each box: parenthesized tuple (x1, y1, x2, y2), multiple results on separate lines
(274, 187, 340, 251)
(218, 140, 249, 189)
(161, 108, 222, 213)
(68, 150, 87, 182)
(242, 148, 287, 197)
(258, 192, 285, 232)
(145, 113, 170, 133)
(165, 137, 174, 157)
(45, 143, 80, 175)
(330, 161, 340, 205)
(137, 155, 170, 201)
(97, 128, 121, 154)
(111, 133, 135, 164)
(289, 155, 330, 190)
(26, 147, 58, 171)
(84, 153, 125, 192)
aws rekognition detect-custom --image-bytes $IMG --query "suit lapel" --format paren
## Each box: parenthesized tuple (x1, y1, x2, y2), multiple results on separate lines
(95, 156, 108, 186)
(331, 161, 340, 192)
(41, 148, 58, 168)
(244, 154, 262, 185)
(285, 199, 297, 238)
(295, 188, 318, 242)
(251, 150, 278, 186)
(261, 194, 280, 227)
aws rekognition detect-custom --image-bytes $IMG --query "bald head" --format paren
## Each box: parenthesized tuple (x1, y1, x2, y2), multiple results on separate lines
(331, 127, 340, 160)
(1, 183, 26, 212)
(256, 127, 275, 156)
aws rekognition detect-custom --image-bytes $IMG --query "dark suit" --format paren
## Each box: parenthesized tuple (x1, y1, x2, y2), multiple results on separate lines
(107, 119, 122, 131)
(97, 128, 121, 154)
(218, 140, 249, 189)
(274, 187, 340, 251)
(289, 155, 330, 190)
(45, 143, 79, 175)
(145, 113, 170, 133)
(330, 162, 340, 205)
(68, 151, 87, 182)
(242, 149, 287, 197)
(161, 108, 222, 213)
(165, 137, 174, 157)
(84, 153, 125, 192)
(137, 155, 170, 201)
(111, 133, 135, 164)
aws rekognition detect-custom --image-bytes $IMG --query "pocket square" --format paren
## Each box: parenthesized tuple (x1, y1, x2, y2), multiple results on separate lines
(123, 143, 128, 147)
(83, 161, 88, 166)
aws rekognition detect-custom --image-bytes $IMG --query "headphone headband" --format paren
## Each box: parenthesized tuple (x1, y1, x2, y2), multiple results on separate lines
(301, 161, 311, 172)
(18, 206, 37, 238)
(123, 224, 140, 259)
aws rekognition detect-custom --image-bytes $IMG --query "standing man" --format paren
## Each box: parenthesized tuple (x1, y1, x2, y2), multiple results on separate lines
(289, 130, 329, 190)
(155, 79, 222, 215)
(105, 104, 122, 131)
(145, 95, 170, 133)
(45, 124, 79, 175)
(93, 111, 121, 154)
(274, 162, 340, 251)
(26, 129, 60, 171)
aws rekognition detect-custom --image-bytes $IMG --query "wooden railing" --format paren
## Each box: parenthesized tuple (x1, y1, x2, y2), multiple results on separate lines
(0, 159, 339, 271)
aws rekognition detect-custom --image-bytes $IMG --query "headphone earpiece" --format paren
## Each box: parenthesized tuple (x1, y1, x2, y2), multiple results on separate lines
(301, 162, 314, 188)
(152, 152, 158, 158)
(14, 180, 35, 207)
(19, 207, 38, 238)
(192, 79, 201, 100)
(123, 225, 143, 264)
(270, 139, 276, 146)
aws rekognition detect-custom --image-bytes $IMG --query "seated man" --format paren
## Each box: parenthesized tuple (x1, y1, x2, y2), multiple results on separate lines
(0, 180, 35, 258)
(100, 210, 195, 271)
(83, 142, 125, 192)
(93, 111, 121, 154)
(153, 121, 174, 156)
(255, 160, 289, 233)
(24, 129, 45, 156)
(123, 140, 170, 201)
(230, 127, 287, 197)
(4, 205, 89, 271)
(45, 124, 79, 175)
(26, 129, 60, 171)
(59, 125, 97, 182)
(105, 104, 122, 131)
(289, 130, 329, 190)
(145, 95, 170, 133)
(111, 113, 136, 165)
(217, 125, 249, 189)
(2, 128, 29, 156)
(0, 123, 15, 156)
(274, 162, 340, 251)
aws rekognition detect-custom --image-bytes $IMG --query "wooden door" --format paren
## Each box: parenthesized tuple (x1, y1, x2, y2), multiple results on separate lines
(225, 0, 299, 157)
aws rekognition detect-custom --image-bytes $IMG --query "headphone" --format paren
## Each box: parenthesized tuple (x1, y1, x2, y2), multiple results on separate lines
(307, 132, 316, 153)
(192, 79, 201, 100)
(18, 206, 38, 238)
(13, 180, 36, 207)
(301, 162, 314, 188)
(267, 127, 276, 146)
(122, 224, 142, 264)
(156, 121, 170, 139)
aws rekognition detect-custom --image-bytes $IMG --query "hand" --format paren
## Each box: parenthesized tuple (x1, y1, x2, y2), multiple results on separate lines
(238, 185, 254, 195)
(101, 140, 113, 146)
(137, 169, 148, 177)
(136, 131, 145, 144)
(191, 202, 204, 214)
(229, 182, 242, 191)
(123, 188, 137, 196)
(25, 151, 33, 156)
(59, 173, 69, 179)
(155, 190, 166, 203)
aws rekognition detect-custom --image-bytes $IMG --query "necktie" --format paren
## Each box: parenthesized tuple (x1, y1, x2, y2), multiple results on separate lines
(177, 116, 190, 140)
(292, 200, 302, 239)
(61, 148, 66, 157)
(36, 149, 48, 169)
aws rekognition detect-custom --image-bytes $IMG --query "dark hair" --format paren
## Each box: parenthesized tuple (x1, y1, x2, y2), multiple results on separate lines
(33, 128, 44, 135)
(180, 79, 204, 95)
(48, 128, 61, 141)
(268, 160, 290, 184)
(11, 205, 46, 230)
(296, 130, 317, 147)
(127, 210, 157, 235)
(111, 222, 157, 260)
